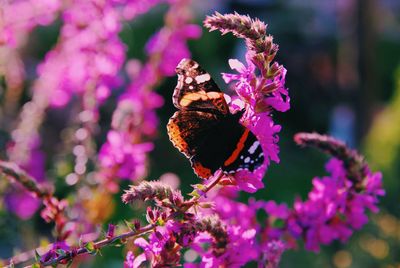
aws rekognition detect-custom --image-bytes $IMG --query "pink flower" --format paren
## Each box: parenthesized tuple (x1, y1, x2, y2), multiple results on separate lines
(2, 0, 61, 47)
(4, 188, 41, 220)
(223, 53, 290, 114)
(222, 54, 257, 105)
(231, 114, 282, 192)
(134, 228, 181, 267)
(146, 24, 202, 76)
(289, 158, 385, 252)
(5, 144, 46, 219)
(124, 251, 146, 268)
(98, 130, 153, 180)
(36, 0, 125, 107)
(263, 240, 286, 268)
(219, 50, 290, 192)
(190, 226, 258, 268)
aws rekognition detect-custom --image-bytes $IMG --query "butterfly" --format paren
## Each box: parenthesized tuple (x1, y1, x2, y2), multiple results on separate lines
(167, 58, 264, 179)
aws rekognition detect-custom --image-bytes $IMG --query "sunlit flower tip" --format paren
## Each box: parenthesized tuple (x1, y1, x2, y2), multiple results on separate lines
(122, 181, 178, 204)
(294, 132, 366, 182)
(204, 12, 267, 42)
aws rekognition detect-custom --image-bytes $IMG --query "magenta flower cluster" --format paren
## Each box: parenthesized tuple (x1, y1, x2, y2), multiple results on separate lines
(291, 158, 384, 251)
(204, 13, 290, 192)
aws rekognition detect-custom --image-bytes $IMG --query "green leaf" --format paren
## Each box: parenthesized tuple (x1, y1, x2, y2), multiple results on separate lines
(124, 220, 135, 231)
(193, 184, 207, 191)
(32, 263, 41, 268)
(188, 190, 200, 198)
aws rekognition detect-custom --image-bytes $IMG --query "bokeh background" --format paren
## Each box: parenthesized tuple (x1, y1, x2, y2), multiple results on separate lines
(1, 0, 400, 267)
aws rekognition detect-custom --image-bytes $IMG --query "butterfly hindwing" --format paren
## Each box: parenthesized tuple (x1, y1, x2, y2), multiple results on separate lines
(222, 131, 264, 174)
(167, 110, 221, 158)
(173, 59, 229, 115)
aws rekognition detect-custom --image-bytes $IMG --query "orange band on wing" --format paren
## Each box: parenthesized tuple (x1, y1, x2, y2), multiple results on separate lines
(223, 129, 249, 167)
(192, 161, 212, 179)
(167, 117, 190, 157)
(179, 91, 225, 107)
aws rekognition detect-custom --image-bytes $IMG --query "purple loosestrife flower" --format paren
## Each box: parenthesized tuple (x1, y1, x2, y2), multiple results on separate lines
(134, 228, 181, 268)
(188, 187, 289, 267)
(5, 143, 46, 219)
(124, 251, 146, 268)
(289, 158, 385, 252)
(204, 13, 290, 192)
(97, 89, 162, 186)
(9, 0, 126, 191)
(263, 240, 286, 268)
(190, 226, 258, 268)
(1, 0, 61, 47)
(121, 0, 166, 20)
(98, 130, 154, 180)
(221, 57, 287, 192)
(4, 188, 41, 220)
(146, 24, 202, 76)
(43, 0, 125, 107)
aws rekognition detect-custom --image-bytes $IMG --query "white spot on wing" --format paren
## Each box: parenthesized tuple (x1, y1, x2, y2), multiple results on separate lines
(185, 77, 193, 84)
(195, 73, 211, 84)
(244, 157, 250, 163)
(248, 141, 260, 154)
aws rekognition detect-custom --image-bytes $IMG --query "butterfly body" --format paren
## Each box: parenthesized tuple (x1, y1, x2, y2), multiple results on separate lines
(167, 59, 264, 179)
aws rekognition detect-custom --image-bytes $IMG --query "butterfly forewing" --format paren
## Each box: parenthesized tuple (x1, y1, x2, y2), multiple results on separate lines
(173, 59, 229, 115)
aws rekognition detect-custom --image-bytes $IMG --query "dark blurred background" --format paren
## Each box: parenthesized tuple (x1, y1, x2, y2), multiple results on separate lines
(1, 0, 400, 267)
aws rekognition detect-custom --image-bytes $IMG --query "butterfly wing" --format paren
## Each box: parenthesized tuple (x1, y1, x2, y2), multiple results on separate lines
(173, 59, 229, 115)
(221, 130, 265, 174)
(190, 112, 265, 178)
(167, 110, 220, 158)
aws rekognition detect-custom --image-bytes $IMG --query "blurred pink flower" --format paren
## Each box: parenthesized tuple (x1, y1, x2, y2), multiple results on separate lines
(1, 0, 61, 47)
(5, 144, 46, 219)
(99, 130, 153, 180)
(146, 24, 202, 76)
(36, 0, 125, 107)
